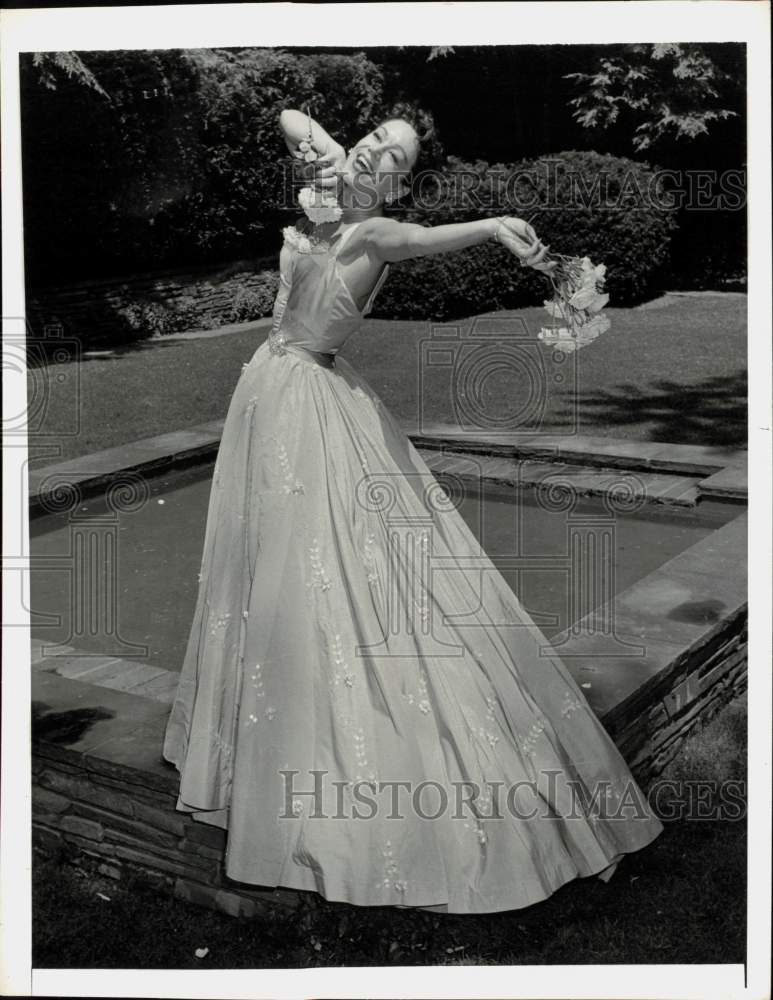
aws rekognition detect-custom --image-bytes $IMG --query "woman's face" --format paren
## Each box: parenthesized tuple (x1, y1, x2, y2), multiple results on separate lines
(341, 119, 419, 206)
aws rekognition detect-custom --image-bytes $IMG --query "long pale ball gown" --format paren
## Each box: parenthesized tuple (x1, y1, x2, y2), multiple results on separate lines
(163, 219, 663, 914)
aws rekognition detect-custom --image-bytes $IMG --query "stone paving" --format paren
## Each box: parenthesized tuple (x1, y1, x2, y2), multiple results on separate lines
(421, 450, 703, 507)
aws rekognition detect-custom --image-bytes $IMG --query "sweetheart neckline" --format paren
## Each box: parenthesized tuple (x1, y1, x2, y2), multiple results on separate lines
(282, 226, 386, 317)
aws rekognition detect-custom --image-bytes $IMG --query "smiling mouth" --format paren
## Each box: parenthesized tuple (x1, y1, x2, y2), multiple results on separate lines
(353, 152, 372, 174)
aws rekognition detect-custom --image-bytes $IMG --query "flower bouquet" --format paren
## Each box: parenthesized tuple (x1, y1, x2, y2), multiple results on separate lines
(538, 255, 611, 352)
(292, 108, 342, 225)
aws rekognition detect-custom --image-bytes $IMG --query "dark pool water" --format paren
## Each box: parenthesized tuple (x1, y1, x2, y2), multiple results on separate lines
(29, 461, 738, 671)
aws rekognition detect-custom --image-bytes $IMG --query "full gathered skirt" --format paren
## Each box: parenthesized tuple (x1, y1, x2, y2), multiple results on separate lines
(163, 339, 662, 914)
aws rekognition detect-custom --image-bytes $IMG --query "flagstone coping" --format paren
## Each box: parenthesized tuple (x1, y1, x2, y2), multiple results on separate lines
(29, 420, 747, 517)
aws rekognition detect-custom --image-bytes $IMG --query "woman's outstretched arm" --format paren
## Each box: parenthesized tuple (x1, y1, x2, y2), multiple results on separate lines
(340, 216, 555, 270)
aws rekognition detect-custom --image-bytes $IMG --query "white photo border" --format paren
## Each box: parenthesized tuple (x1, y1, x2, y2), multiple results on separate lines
(2, 3, 770, 998)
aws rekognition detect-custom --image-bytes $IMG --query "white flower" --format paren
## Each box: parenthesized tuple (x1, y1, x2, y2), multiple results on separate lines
(570, 314, 611, 348)
(578, 314, 611, 337)
(298, 186, 342, 224)
(587, 292, 610, 313)
(579, 257, 606, 281)
(569, 285, 601, 310)
(591, 261, 607, 281)
(282, 226, 315, 254)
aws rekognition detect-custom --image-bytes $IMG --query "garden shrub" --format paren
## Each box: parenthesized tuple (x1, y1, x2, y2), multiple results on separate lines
(170, 295, 209, 332)
(229, 272, 280, 323)
(664, 207, 746, 291)
(375, 149, 679, 319)
(119, 295, 219, 337)
(119, 300, 176, 338)
(373, 243, 545, 322)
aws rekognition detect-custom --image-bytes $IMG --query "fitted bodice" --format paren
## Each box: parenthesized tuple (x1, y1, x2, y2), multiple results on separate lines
(276, 222, 389, 356)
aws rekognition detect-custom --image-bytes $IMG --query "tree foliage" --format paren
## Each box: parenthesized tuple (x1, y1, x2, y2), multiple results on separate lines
(566, 43, 743, 151)
(21, 47, 432, 283)
(29, 51, 110, 98)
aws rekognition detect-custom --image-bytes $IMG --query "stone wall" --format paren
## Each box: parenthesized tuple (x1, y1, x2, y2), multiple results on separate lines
(32, 743, 304, 919)
(27, 257, 279, 347)
(606, 609, 748, 782)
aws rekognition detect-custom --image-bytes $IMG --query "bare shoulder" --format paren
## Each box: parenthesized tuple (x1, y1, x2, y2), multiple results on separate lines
(335, 216, 400, 264)
(357, 216, 414, 260)
(359, 216, 404, 240)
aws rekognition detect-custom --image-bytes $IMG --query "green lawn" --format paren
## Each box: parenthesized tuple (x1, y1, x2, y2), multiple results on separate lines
(27, 294, 747, 469)
(32, 693, 746, 969)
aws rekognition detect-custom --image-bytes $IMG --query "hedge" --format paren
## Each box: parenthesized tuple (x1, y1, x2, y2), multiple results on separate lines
(374, 150, 679, 320)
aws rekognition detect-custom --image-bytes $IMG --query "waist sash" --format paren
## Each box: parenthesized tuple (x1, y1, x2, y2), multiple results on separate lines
(268, 328, 336, 369)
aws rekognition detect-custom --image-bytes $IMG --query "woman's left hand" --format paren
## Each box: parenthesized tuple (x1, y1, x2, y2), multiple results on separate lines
(495, 217, 557, 273)
(299, 141, 346, 194)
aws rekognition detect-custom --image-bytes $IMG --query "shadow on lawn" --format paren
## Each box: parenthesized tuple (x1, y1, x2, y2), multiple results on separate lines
(26, 333, 204, 368)
(558, 370, 747, 447)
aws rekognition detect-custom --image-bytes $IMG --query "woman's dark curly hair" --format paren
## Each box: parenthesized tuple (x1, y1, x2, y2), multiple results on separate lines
(378, 102, 443, 211)
(380, 102, 442, 168)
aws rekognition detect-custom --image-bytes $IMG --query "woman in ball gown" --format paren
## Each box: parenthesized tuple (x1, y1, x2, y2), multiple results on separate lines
(163, 110, 662, 914)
